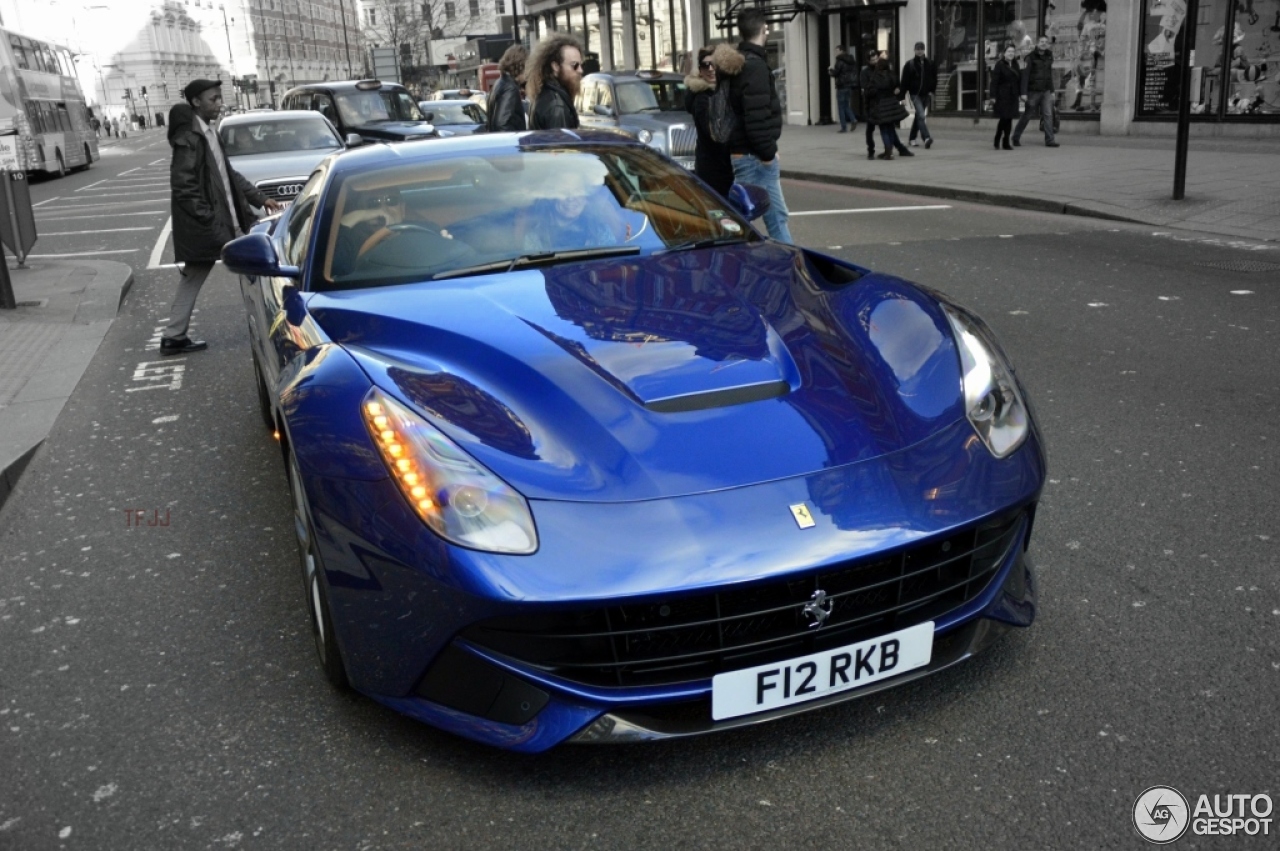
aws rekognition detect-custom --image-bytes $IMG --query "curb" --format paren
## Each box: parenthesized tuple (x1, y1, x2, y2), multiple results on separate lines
(781, 168, 1142, 226)
(0, 260, 134, 512)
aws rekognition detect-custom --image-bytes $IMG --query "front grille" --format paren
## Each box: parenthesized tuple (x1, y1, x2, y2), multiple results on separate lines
(667, 123, 696, 158)
(256, 179, 307, 201)
(464, 509, 1026, 688)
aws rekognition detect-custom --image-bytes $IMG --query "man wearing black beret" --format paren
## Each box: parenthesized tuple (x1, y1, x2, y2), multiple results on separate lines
(162, 79, 281, 355)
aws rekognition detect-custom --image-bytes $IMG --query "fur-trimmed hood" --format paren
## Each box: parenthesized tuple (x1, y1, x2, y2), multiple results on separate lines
(685, 43, 744, 90)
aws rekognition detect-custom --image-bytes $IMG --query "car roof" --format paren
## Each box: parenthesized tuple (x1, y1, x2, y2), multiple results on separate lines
(284, 79, 410, 94)
(586, 70, 685, 83)
(218, 110, 332, 128)
(327, 129, 646, 173)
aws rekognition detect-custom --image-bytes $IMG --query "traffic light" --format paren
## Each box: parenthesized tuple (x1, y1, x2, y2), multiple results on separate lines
(141, 86, 147, 96)
(124, 88, 131, 98)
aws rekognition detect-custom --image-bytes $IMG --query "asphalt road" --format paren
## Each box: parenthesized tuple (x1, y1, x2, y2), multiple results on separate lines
(2, 145, 1278, 849)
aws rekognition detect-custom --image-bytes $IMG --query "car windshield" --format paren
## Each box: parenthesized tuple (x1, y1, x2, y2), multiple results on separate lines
(422, 102, 485, 125)
(615, 80, 688, 114)
(316, 145, 756, 290)
(221, 117, 342, 155)
(334, 90, 424, 125)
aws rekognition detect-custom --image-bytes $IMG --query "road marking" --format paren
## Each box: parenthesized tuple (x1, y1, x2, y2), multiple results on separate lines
(75, 179, 108, 192)
(26, 250, 140, 257)
(148, 217, 173, 269)
(790, 205, 953, 216)
(77, 182, 169, 189)
(152, 414, 180, 423)
(119, 167, 141, 175)
(126, 359, 185, 392)
(35, 211, 167, 221)
(46, 190, 170, 198)
(41, 227, 156, 236)
(33, 199, 171, 211)
(32, 197, 60, 207)
(149, 158, 167, 166)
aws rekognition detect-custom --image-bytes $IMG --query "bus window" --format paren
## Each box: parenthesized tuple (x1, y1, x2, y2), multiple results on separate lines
(56, 104, 72, 131)
(9, 34, 28, 70)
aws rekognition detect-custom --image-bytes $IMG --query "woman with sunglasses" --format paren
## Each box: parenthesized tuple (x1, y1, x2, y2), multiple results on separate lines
(684, 45, 740, 197)
(527, 33, 585, 131)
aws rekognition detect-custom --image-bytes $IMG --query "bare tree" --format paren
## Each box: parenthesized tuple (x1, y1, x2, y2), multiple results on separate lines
(361, 0, 483, 87)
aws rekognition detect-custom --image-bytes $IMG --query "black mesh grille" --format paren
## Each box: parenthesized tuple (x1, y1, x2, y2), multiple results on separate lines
(464, 510, 1025, 688)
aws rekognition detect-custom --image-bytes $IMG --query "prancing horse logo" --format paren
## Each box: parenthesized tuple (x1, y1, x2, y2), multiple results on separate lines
(802, 589, 834, 629)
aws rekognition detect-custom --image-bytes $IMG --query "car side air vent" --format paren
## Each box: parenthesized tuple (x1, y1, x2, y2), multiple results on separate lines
(645, 380, 790, 413)
(803, 250, 866, 289)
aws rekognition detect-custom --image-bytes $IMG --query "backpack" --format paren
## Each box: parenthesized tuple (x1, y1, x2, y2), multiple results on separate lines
(706, 79, 738, 144)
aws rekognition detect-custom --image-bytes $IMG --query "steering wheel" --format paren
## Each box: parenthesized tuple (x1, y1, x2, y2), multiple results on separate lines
(357, 221, 445, 257)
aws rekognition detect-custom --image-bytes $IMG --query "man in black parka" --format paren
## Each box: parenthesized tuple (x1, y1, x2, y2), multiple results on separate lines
(163, 80, 280, 355)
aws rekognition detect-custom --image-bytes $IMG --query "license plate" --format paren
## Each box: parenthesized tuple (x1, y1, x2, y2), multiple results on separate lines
(711, 621, 934, 721)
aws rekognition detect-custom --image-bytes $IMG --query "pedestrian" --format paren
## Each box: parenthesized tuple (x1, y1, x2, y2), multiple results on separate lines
(901, 42, 937, 148)
(90, 115, 101, 137)
(526, 33, 584, 130)
(990, 45, 1021, 150)
(110, 117, 119, 137)
(721, 8, 792, 243)
(1012, 35, 1060, 147)
(486, 44, 528, 133)
(163, 80, 281, 356)
(827, 45, 859, 133)
(859, 53, 881, 160)
(869, 53, 912, 160)
(684, 45, 737, 197)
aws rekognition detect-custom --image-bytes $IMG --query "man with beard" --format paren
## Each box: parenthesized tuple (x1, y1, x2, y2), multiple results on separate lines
(527, 33, 584, 130)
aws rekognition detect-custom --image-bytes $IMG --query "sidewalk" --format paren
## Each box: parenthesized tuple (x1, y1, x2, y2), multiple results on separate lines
(0, 261, 132, 508)
(779, 121, 1280, 244)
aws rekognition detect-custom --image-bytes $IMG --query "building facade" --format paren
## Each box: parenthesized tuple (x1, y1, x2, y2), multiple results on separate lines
(521, 0, 1280, 135)
(0, 0, 364, 123)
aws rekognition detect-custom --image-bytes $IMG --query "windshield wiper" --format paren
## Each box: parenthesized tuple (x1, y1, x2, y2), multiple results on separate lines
(657, 235, 750, 254)
(432, 245, 642, 280)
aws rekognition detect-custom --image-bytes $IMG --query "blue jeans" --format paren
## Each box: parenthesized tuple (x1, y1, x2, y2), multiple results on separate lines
(836, 87, 857, 130)
(908, 94, 932, 142)
(1013, 90, 1056, 143)
(879, 124, 906, 153)
(732, 154, 792, 244)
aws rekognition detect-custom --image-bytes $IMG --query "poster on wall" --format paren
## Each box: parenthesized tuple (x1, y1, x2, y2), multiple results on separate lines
(1140, 0, 1187, 113)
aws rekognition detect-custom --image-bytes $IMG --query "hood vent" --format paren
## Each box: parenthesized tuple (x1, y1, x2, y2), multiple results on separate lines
(645, 380, 790, 414)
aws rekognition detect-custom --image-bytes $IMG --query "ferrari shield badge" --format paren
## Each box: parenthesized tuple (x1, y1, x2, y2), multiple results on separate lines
(789, 503, 816, 529)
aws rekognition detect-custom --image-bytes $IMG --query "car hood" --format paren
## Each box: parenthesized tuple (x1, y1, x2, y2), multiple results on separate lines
(311, 242, 968, 502)
(354, 120, 438, 140)
(228, 150, 339, 184)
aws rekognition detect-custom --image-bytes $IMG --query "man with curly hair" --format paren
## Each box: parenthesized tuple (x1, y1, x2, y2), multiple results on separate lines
(526, 33, 584, 130)
(486, 43, 528, 132)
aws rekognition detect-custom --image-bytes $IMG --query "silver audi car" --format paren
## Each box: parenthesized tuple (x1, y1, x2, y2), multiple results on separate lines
(218, 110, 348, 211)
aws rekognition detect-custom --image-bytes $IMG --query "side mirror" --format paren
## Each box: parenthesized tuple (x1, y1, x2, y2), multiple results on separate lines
(222, 232, 300, 279)
(592, 103, 615, 117)
(345, 133, 364, 147)
(422, 111, 434, 122)
(726, 183, 771, 222)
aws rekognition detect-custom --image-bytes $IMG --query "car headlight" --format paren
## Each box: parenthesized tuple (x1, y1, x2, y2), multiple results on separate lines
(635, 128, 653, 145)
(942, 305, 1029, 459)
(362, 388, 538, 554)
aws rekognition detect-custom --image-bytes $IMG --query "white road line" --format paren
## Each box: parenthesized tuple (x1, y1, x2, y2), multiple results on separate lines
(34, 211, 167, 221)
(75, 179, 108, 192)
(149, 158, 167, 166)
(52, 190, 170, 198)
(119, 167, 141, 175)
(33, 200, 171, 211)
(789, 205, 953, 216)
(26, 250, 140, 257)
(79, 182, 169, 188)
(32, 197, 60, 206)
(42, 227, 156, 235)
(148, 217, 173, 269)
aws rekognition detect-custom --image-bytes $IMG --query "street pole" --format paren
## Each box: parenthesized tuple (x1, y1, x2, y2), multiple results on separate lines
(338, 0, 354, 77)
(1172, 0, 1199, 200)
(221, 5, 241, 109)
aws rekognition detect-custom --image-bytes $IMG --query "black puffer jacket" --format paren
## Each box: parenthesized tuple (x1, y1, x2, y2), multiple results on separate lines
(831, 53, 859, 89)
(1022, 47, 1055, 94)
(486, 73, 527, 132)
(725, 41, 782, 161)
(168, 103, 265, 265)
(529, 78, 578, 130)
(868, 66, 908, 125)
